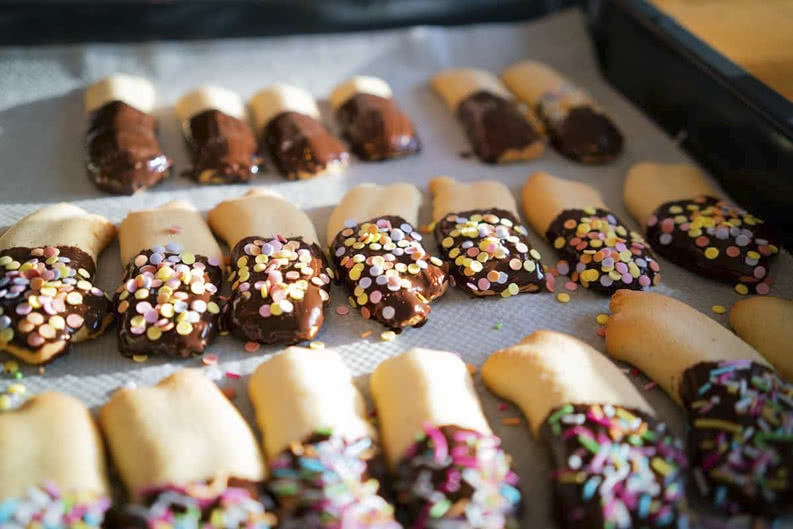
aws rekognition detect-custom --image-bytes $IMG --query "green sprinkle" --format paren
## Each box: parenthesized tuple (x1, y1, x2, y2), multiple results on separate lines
(751, 376, 770, 392)
(548, 404, 575, 424)
(494, 323, 503, 330)
(578, 434, 601, 454)
(13, 372, 22, 380)
(314, 426, 333, 436)
(429, 499, 452, 518)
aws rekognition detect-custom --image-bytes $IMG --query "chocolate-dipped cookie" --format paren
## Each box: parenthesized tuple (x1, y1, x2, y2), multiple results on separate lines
(250, 83, 348, 180)
(84, 74, 171, 194)
(522, 171, 660, 294)
(0, 204, 115, 365)
(431, 68, 544, 163)
(249, 347, 400, 528)
(327, 183, 448, 330)
(371, 348, 521, 529)
(115, 201, 224, 358)
(0, 392, 111, 528)
(99, 370, 276, 529)
(483, 330, 689, 529)
(502, 61, 623, 164)
(330, 75, 420, 161)
(607, 290, 793, 515)
(208, 189, 332, 345)
(175, 85, 262, 184)
(430, 176, 546, 296)
(625, 163, 780, 294)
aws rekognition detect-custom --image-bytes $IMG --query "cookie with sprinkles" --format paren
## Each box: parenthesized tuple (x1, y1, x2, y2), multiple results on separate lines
(0, 204, 116, 364)
(116, 201, 224, 358)
(429, 177, 545, 296)
(175, 85, 262, 184)
(730, 296, 793, 383)
(84, 74, 171, 195)
(607, 290, 793, 514)
(483, 330, 689, 529)
(502, 61, 623, 164)
(249, 347, 400, 528)
(0, 392, 111, 528)
(250, 83, 349, 180)
(327, 183, 448, 329)
(522, 171, 660, 294)
(209, 190, 332, 344)
(371, 349, 521, 529)
(625, 163, 780, 292)
(431, 68, 544, 163)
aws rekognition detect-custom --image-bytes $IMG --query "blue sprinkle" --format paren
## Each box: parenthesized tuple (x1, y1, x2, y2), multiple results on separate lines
(638, 494, 650, 519)
(272, 468, 300, 478)
(0, 499, 18, 523)
(83, 511, 103, 526)
(582, 476, 601, 501)
(500, 484, 521, 505)
(698, 383, 712, 395)
(299, 458, 328, 473)
(715, 486, 727, 506)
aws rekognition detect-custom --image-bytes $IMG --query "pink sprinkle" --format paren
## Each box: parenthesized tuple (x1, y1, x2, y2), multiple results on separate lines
(66, 314, 85, 329)
(226, 371, 241, 379)
(369, 291, 382, 304)
(564, 281, 577, 291)
(756, 283, 770, 295)
(644, 381, 657, 390)
(336, 306, 350, 316)
(259, 305, 271, 318)
(596, 327, 606, 338)
(167, 225, 183, 234)
(202, 354, 218, 366)
(244, 341, 261, 353)
(556, 260, 570, 276)
(498, 403, 508, 411)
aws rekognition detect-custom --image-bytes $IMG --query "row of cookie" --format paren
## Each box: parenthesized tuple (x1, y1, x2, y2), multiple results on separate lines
(84, 61, 623, 195)
(0, 163, 782, 365)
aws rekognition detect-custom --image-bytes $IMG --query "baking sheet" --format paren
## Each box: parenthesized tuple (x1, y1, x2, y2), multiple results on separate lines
(0, 8, 791, 528)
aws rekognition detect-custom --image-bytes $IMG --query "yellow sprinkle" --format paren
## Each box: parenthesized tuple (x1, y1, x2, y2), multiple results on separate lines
(507, 283, 520, 296)
(3, 361, 18, 374)
(147, 326, 162, 341)
(207, 302, 220, 314)
(502, 417, 522, 426)
(0, 395, 11, 410)
(694, 418, 742, 433)
(596, 314, 609, 325)
(180, 253, 196, 265)
(581, 269, 599, 282)
(441, 237, 454, 248)
(0, 329, 14, 344)
(7, 383, 25, 395)
(651, 457, 674, 476)
(554, 237, 565, 249)
(309, 341, 325, 350)
(711, 305, 727, 315)
(529, 249, 542, 260)
(407, 264, 421, 275)
(176, 321, 193, 336)
(134, 289, 149, 300)
(66, 292, 83, 305)
(132, 354, 148, 363)
(380, 331, 396, 342)
(557, 293, 571, 303)
(271, 303, 284, 316)
(704, 247, 719, 260)
(735, 284, 749, 295)
(747, 250, 761, 260)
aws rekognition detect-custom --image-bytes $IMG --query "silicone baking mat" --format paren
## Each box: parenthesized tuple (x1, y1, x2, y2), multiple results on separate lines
(0, 8, 791, 528)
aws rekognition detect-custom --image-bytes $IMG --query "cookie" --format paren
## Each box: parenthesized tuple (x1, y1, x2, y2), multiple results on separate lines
(522, 171, 660, 294)
(175, 85, 262, 184)
(483, 330, 688, 529)
(0, 204, 115, 364)
(0, 392, 110, 529)
(730, 296, 793, 382)
(607, 290, 792, 514)
(330, 75, 420, 161)
(208, 189, 332, 344)
(250, 83, 349, 180)
(431, 68, 543, 163)
(429, 176, 545, 297)
(327, 183, 448, 329)
(249, 346, 399, 528)
(501, 61, 622, 163)
(625, 162, 780, 291)
(371, 348, 521, 529)
(84, 74, 171, 194)
(115, 201, 224, 358)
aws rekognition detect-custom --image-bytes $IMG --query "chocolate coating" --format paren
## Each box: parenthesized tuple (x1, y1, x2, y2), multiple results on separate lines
(115, 248, 222, 358)
(434, 209, 545, 297)
(457, 91, 542, 164)
(0, 246, 112, 363)
(646, 197, 780, 291)
(680, 361, 793, 515)
(86, 101, 171, 195)
(539, 403, 688, 529)
(183, 109, 262, 184)
(263, 111, 349, 180)
(329, 216, 448, 329)
(224, 236, 331, 345)
(335, 93, 420, 161)
(546, 207, 661, 294)
(393, 425, 521, 529)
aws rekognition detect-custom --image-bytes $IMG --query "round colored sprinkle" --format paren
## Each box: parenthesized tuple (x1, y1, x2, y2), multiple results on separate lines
(556, 293, 571, 303)
(244, 341, 261, 353)
(336, 306, 350, 316)
(734, 284, 749, 295)
(202, 354, 218, 366)
(309, 341, 326, 350)
(595, 313, 609, 325)
(711, 305, 727, 314)
(132, 354, 148, 363)
(380, 331, 396, 342)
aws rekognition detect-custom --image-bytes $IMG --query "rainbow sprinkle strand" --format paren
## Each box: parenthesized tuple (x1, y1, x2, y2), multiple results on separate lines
(434, 209, 544, 297)
(541, 404, 688, 529)
(546, 208, 661, 295)
(105, 483, 277, 529)
(268, 432, 400, 529)
(0, 483, 110, 529)
(394, 424, 520, 529)
(681, 361, 793, 515)
(647, 197, 779, 294)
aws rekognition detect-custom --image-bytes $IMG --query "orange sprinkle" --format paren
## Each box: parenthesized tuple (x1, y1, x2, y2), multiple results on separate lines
(502, 417, 522, 426)
(360, 330, 373, 339)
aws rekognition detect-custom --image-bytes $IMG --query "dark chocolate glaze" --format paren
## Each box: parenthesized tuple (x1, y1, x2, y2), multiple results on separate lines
(115, 249, 222, 358)
(329, 216, 448, 329)
(646, 197, 780, 289)
(456, 91, 542, 164)
(543, 106, 622, 164)
(336, 93, 420, 161)
(263, 111, 349, 180)
(86, 101, 171, 195)
(183, 109, 262, 184)
(539, 403, 688, 529)
(546, 208, 661, 295)
(393, 425, 521, 529)
(680, 361, 793, 515)
(434, 208, 545, 297)
(268, 432, 399, 529)
(224, 236, 331, 345)
(0, 246, 112, 363)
